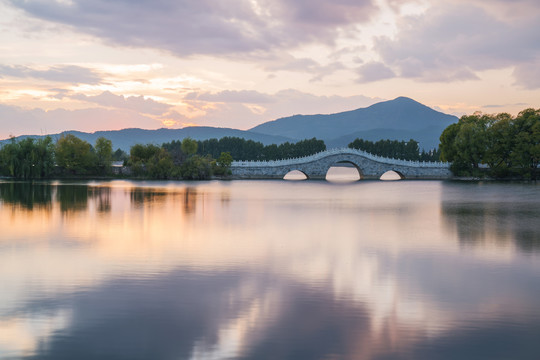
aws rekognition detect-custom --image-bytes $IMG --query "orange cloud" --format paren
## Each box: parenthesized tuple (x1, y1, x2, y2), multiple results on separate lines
(161, 119, 178, 127)
(180, 122, 200, 127)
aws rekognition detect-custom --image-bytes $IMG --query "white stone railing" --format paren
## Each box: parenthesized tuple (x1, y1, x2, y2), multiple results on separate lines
(231, 147, 450, 168)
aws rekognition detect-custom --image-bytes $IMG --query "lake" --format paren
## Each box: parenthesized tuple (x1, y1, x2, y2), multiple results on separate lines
(1, 179, 539, 360)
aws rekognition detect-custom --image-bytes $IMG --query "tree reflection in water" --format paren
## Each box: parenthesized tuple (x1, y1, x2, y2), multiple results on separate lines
(0, 181, 52, 210)
(442, 199, 540, 253)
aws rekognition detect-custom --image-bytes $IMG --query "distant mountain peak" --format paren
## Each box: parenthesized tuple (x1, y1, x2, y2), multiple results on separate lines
(393, 96, 416, 102)
(250, 97, 458, 150)
(372, 96, 429, 108)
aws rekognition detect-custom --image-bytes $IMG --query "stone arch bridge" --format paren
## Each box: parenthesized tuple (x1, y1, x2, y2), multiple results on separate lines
(230, 148, 452, 180)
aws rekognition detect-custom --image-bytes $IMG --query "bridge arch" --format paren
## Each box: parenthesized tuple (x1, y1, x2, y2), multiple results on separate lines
(283, 169, 309, 180)
(325, 160, 364, 181)
(380, 170, 405, 180)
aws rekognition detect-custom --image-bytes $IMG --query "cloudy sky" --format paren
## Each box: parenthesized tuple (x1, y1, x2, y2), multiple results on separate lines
(1, 0, 539, 139)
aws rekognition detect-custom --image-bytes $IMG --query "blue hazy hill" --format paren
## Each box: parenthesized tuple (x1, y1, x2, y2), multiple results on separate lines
(1, 97, 458, 151)
(1, 127, 295, 152)
(250, 96, 458, 150)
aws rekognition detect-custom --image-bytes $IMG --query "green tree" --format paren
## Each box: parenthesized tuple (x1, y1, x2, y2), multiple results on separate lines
(33, 136, 56, 178)
(439, 108, 539, 178)
(484, 113, 514, 177)
(213, 151, 233, 176)
(456, 115, 488, 170)
(181, 138, 198, 157)
(192, 137, 325, 161)
(348, 138, 425, 161)
(181, 155, 212, 180)
(112, 148, 128, 163)
(55, 134, 96, 175)
(217, 151, 233, 167)
(94, 137, 113, 174)
(0, 139, 18, 177)
(0, 136, 55, 179)
(147, 148, 176, 179)
(510, 108, 540, 179)
(128, 144, 183, 179)
(404, 139, 420, 160)
(162, 140, 186, 165)
(439, 114, 488, 175)
(439, 123, 460, 162)
(128, 144, 162, 177)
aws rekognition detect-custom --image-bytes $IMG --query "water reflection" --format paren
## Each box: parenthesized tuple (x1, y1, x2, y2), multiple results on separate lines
(0, 180, 539, 360)
(56, 185, 89, 213)
(0, 182, 52, 210)
(89, 186, 111, 213)
(128, 186, 198, 214)
(441, 182, 540, 253)
(184, 187, 197, 214)
(130, 187, 166, 207)
(8, 270, 374, 360)
(0, 182, 113, 214)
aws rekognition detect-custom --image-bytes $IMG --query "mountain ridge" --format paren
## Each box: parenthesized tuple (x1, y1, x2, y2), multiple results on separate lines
(250, 96, 458, 149)
(0, 127, 296, 152)
(1, 97, 458, 151)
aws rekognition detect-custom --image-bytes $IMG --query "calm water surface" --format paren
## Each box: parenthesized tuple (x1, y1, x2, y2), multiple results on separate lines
(1, 179, 539, 360)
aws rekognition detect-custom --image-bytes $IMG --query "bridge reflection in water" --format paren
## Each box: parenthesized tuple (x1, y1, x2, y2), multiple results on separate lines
(232, 148, 451, 181)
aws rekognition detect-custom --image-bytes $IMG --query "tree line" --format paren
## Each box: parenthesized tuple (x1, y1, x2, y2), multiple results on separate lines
(439, 108, 539, 179)
(127, 138, 232, 180)
(0, 135, 326, 180)
(0, 135, 115, 179)
(163, 137, 326, 161)
(348, 138, 441, 161)
(0, 134, 234, 180)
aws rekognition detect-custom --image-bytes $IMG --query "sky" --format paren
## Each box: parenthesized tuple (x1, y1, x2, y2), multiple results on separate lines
(1, 0, 539, 139)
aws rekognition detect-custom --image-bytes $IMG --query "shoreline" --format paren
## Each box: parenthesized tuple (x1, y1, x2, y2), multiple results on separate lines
(0, 175, 537, 183)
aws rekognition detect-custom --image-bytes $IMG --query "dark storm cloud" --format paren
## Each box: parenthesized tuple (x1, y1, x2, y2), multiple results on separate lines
(373, 3, 540, 87)
(0, 64, 104, 84)
(8, 0, 377, 56)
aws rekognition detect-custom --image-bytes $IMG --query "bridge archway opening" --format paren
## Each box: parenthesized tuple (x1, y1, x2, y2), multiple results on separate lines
(325, 162, 362, 182)
(283, 170, 308, 180)
(380, 170, 405, 181)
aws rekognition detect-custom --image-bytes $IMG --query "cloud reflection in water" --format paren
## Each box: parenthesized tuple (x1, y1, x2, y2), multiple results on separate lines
(0, 180, 539, 359)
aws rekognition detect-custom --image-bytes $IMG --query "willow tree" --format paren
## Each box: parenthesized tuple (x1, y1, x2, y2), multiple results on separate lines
(0, 137, 55, 179)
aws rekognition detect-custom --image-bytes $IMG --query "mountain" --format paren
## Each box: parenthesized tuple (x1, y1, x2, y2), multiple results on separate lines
(250, 96, 458, 150)
(0, 127, 295, 152)
(1, 97, 458, 151)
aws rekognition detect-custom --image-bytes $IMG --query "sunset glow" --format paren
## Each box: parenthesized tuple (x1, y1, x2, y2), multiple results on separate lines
(1, 0, 539, 139)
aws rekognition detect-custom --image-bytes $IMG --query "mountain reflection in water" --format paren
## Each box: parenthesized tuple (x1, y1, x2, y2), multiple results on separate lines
(0, 180, 539, 360)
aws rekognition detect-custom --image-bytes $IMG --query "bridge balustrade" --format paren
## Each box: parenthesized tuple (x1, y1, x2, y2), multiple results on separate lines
(232, 147, 449, 169)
